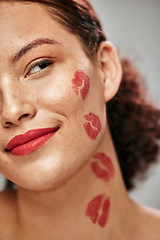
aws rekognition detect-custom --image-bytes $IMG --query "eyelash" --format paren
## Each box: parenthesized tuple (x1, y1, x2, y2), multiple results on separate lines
(25, 59, 54, 77)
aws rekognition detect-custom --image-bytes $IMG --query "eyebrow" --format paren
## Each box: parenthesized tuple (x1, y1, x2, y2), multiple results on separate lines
(11, 38, 60, 63)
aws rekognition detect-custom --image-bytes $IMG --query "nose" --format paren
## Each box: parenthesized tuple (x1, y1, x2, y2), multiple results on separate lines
(1, 103, 36, 127)
(0, 87, 36, 128)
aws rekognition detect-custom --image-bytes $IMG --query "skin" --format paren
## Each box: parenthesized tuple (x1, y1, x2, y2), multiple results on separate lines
(0, 2, 160, 240)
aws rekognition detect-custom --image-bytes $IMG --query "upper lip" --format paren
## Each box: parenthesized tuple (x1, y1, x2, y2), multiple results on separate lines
(6, 127, 59, 151)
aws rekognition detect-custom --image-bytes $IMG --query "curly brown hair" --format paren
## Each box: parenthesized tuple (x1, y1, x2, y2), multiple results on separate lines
(107, 59, 160, 189)
(2, 0, 160, 190)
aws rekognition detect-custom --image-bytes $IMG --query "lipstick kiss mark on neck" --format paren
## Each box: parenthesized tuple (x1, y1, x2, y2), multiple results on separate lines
(72, 70, 90, 100)
(86, 194, 110, 228)
(91, 153, 115, 181)
(84, 113, 101, 140)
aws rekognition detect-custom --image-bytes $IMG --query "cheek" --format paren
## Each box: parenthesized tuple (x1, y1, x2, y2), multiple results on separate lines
(33, 78, 83, 115)
(71, 71, 103, 141)
(85, 194, 110, 228)
(36, 69, 90, 111)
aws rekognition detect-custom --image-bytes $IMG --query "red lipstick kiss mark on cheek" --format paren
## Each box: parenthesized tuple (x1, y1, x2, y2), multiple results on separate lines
(86, 194, 110, 228)
(72, 70, 90, 100)
(84, 113, 101, 140)
(91, 153, 115, 181)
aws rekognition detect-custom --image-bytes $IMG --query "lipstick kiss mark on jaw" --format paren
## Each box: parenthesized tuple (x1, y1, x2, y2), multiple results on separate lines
(84, 113, 101, 140)
(91, 153, 115, 181)
(86, 194, 110, 228)
(72, 70, 90, 100)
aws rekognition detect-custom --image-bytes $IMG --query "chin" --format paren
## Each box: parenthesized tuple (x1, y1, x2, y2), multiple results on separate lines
(13, 165, 76, 192)
(15, 177, 63, 192)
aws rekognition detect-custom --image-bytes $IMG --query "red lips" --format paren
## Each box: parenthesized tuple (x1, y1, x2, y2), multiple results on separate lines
(72, 70, 90, 100)
(91, 153, 114, 181)
(84, 113, 101, 140)
(6, 127, 59, 156)
(86, 194, 110, 228)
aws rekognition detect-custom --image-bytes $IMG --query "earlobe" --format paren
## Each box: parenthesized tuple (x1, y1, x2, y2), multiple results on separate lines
(97, 41, 122, 102)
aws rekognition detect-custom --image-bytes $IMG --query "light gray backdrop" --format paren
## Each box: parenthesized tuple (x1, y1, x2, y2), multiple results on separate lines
(0, 0, 160, 209)
(90, 0, 160, 209)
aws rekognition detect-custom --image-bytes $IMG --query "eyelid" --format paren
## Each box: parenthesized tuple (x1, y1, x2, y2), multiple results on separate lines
(25, 58, 54, 77)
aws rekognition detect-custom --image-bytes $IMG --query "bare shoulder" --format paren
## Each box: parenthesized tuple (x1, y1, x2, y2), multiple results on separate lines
(142, 205, 160, 229)
(135, 203, 160, 240)
(0, 190, 17, 239)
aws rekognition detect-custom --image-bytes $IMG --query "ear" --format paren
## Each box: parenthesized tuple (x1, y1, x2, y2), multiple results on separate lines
(97, 41, 122, 102)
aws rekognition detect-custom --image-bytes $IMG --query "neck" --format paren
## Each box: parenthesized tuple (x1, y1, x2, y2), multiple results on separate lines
(16, 126, 134, 240)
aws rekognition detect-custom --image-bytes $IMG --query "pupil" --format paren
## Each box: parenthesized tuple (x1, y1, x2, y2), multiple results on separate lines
(39, 61, 50, 69)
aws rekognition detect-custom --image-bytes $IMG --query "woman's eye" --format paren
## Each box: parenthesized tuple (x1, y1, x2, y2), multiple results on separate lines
(26, 59, 53, 76)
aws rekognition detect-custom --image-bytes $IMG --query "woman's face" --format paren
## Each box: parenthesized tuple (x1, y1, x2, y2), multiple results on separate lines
(0, 2, 107, 190)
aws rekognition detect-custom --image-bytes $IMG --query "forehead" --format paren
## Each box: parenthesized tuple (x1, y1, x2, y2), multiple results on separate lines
(0, 2, 50, 28)
(0, 2, 81, 52)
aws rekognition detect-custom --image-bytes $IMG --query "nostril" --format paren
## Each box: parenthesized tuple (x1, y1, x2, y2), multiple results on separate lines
(3, 114, 31, 127)
(24, 114, 30, 117)
(5, 121, 12, 126)
(1, 103, 36, 127)
(18, 113, 30, 121)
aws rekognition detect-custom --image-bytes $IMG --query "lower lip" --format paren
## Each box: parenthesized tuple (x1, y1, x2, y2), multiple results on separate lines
(9, 131, 56, 156)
